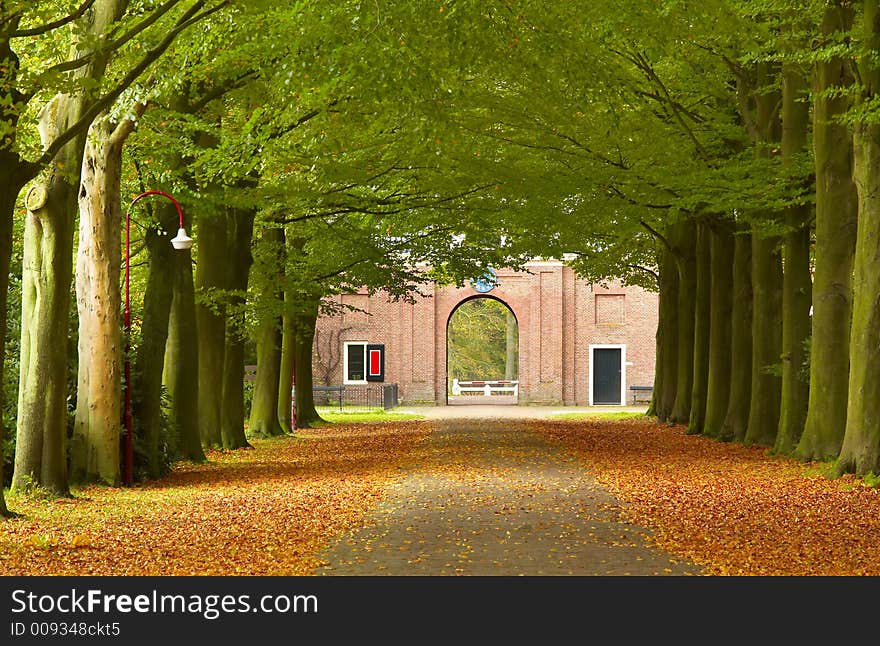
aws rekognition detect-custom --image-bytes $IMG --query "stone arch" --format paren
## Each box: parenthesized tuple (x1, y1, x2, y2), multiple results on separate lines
(434, 271, 536, 405)
(445, 295, 520, 404)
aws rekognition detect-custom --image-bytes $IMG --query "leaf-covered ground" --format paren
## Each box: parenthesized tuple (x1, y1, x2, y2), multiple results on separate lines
(536, 418, 880, 575)
(0, 422, 430, 575)
(4, 416, 879, 576)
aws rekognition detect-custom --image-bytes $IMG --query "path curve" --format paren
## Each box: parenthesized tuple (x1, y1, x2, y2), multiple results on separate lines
(316, 419, 701, 575)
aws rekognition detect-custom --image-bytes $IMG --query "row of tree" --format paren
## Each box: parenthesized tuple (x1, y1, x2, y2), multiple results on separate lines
(0, 1, 534, 517)
(428, 0, 877, 475)
(4, 0, 880, 519)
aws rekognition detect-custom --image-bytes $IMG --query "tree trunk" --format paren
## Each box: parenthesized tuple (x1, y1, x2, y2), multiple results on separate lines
(744, 229, 784, 447)
(837, 0, 880, 476)
(277, 297, 295, 433)
(669, 220, 697, 424)
(12, 0, 127, 495)
(797, 2, 858, 462)
(248, 226, 285, 437)
(649, 245, 679, 422)
(687, 220, 711, 435)
(163, 244, 204, 463)
(293, 301, 322, 429)
(194, 212, 228, 448)
(0, 171, 21, 516)
(505, 310, 517, 380)
(775, 60, 813, 455)
(71, 116, 125, 485)
(12, 96, 81, 496)
(744, 62, 783, 448)
(133, 205, 179, 479)
(249, 314, 285, 437)
(702, 220, 734, 439)
(719, 228, 753, 442)
(220, 208, 255, 449)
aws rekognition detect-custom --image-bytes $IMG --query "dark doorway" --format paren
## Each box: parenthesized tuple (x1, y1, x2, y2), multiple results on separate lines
(592, 348, 622, 404)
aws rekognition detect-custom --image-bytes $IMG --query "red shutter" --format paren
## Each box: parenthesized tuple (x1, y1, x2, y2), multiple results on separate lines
(366, 344, 385, 382)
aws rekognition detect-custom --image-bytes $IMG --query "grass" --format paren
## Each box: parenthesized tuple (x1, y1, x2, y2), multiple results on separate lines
(315, 407, 425, 423)
(550, 411, 645, 421)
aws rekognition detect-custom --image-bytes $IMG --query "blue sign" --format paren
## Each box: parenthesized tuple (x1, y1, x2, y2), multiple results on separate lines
(471, 268, 497, 293)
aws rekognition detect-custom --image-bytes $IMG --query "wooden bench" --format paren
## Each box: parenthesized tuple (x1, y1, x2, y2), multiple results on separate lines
(629, 385, 653, 405)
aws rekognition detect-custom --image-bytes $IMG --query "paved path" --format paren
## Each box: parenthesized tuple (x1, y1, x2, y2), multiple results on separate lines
(316, 419, 701, 575)
(394, 404, 649, 419)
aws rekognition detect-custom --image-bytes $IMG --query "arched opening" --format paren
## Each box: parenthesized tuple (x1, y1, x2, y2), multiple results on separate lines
(446, 296, 519, 405)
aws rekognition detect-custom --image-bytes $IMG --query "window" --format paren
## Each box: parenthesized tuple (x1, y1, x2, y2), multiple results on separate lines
(344, 342, 385, 384)
(345, 342, 367, 384)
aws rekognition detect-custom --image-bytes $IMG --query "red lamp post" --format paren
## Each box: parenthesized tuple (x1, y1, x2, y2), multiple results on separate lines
(123, 190, 193, 486)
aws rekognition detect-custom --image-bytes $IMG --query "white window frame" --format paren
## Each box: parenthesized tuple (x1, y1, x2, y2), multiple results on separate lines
(588, 344, 627, 406)
(344, 341, 368, 385)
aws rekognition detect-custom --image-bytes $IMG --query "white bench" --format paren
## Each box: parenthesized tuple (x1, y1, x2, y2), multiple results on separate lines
(452, 379, 519, 397)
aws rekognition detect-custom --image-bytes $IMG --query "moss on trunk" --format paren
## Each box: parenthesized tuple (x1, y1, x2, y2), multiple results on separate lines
(194, 212, 228, 448)
(293, 301, 323, 429)
(702, 220, 734, 439)
(649, 246, 679, 422)
(220, 208, 254, 449)
(164, 245, 204, 463)
(133, 205, 178, 479)
(669, 220, 697, 424)
(687, 220, 711, 435)
(837, 0, 880, 476)
(719, 228, 753, 442)
(774, 61, 813, 455)
(797, 3, 858, 462)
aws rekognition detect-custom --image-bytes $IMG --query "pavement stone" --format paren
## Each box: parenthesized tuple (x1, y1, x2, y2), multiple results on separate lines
(315, 419, 702, 576)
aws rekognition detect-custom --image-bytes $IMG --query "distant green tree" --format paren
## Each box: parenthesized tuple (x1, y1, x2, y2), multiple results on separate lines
(448, 298, 518, 388)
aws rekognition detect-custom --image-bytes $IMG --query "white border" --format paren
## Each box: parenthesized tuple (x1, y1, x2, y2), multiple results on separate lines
(588, 344, 626, 406)
(343, 341, 368, 384)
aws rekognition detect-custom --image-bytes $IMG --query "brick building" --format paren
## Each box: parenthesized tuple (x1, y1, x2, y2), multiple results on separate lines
(312, 259, 658, 406)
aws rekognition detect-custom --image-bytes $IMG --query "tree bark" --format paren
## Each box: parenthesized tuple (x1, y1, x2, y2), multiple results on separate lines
(744, 62, 784, 448)
(293, 301, 322, 429)
(837, 0, 880, 476)
(669, 220, 697, 424)
(12, 0, 128, 496)
(163, 244, 204, 464)
(719, 228, 753, 442)
(12, 96, 80, 496)
(71, 115, 126, 485)
(249, 314, 285, 437)
(687, 220, 711, 435)
(649, 245, 679, 422)
(0, 170, 20, 516)
(277, 296, 295, 433)
(194, 212, 228, 448)
(248, 226, 285, 437)
(797, 2, 858, 462)
(702, 220, 734, 439)
(220, 208, 255, 449)
(133, 205, 178, 479)
(774, 60, 813, 455)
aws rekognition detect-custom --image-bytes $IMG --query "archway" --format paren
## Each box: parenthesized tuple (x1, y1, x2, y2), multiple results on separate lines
(446, 296, 519, 405)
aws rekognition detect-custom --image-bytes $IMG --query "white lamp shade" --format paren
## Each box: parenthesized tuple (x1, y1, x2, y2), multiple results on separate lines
(171, 227, 194, 250)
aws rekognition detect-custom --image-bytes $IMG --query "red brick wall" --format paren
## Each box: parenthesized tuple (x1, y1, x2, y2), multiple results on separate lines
(314, 260, 658, 405)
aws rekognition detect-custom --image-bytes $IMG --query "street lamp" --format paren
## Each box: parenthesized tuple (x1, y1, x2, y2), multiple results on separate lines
(123, 190, 193, 486)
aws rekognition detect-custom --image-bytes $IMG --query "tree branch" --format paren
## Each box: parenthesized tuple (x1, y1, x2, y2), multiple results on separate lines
(31, 0, 184, 79)
(12, 0, 97, 37)
(28, 0, 229, 176)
